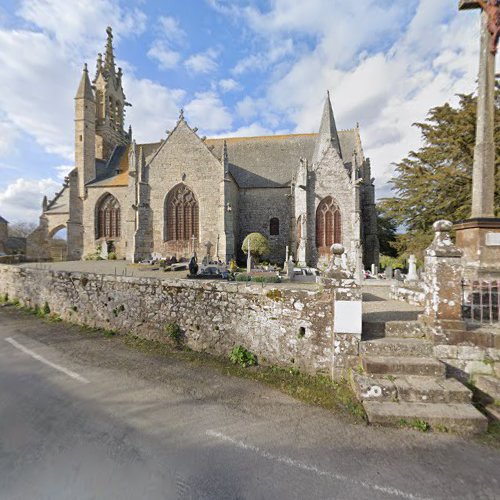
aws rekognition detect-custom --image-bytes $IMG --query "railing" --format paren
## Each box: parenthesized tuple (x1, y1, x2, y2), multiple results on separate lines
(461, 279, 499, 325)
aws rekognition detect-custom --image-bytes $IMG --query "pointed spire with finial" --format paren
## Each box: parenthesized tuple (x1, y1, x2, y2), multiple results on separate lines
(75, 63, 95, 100)
(312, 90, 341, 164)
(104, 26, 116, 75)
(95, 52, 103, 80)
(42, 196, 48, 212)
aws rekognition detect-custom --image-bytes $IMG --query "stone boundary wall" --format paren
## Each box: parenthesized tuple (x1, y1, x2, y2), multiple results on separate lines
(0, 265, 359, 376)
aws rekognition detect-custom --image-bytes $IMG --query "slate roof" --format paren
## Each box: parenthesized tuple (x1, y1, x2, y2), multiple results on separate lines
(84, 129, 362, 190)
(87, 144, 129, 188)
(0, 215, 8, 224)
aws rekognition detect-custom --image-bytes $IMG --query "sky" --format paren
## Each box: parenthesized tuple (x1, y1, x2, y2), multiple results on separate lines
(0, 0, 486, 223)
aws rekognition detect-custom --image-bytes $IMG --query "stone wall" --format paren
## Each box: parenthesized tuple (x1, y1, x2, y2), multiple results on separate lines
(238, 187, 290, 264)
(0, 264, 360, 377)
(391, 283, 425, 307)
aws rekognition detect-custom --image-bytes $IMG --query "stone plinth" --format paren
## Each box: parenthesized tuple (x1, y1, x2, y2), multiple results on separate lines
(423, 221, 464, 331)
(455, 218, 500, 278)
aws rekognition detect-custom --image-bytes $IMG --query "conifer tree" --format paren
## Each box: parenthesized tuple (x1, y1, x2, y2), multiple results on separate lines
(380, 92, 500, 258)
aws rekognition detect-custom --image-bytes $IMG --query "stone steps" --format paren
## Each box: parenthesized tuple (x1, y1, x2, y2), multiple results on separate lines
(474, 375, 500, 403)
(362, 355, 446, 377)
(360, 337, 433, 358)
(362, 320, 425, 339)
(351, 372, 472, 404)
(363, 402, 488, 435)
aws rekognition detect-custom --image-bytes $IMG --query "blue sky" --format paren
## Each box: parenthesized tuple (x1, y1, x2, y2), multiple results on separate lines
(0, 0, 484, 222)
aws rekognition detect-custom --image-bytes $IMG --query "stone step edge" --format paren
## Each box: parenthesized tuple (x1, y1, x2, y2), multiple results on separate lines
(363, 401, 488, 435)
(361, 355, 446, 377)
(350, 372, 472, 404)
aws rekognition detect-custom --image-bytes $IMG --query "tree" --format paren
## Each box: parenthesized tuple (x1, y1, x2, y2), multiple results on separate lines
(380, 93, 500, 259)
(377, 211, 398, 258)
(242, 233, 270, 263)
(9, 222, 37, 238)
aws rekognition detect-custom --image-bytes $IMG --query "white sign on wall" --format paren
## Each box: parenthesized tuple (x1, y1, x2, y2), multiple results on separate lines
(334, 300, 362, 335)
(485, 232, 500, 246)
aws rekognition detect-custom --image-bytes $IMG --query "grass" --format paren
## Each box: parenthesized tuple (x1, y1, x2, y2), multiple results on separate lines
(398, 419, 431, 432)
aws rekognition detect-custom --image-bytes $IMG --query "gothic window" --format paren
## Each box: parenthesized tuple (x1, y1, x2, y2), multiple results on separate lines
(165, 184, 199, 242)
(316, 196, 341, 252)
(270, 217, 280, 236)
(96, 194, 121, 239)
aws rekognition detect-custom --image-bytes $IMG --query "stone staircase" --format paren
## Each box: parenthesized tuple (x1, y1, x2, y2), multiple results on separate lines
(352, 318, 489, 435)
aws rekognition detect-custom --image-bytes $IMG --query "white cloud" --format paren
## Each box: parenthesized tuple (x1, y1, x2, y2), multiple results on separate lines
(232, 38, 294, 75)
(147, 41, 180, 70)
(18, 0, 147, 48)
(185, 91, 232, 133)
(0, 177, 60, 222)
(124, 76, 185, 143)
(185, 48, 219, 74)
(158, 16, 186, 42)
(219, 78, 241, 93)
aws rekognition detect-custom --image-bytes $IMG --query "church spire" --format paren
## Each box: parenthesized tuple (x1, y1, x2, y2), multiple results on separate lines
(75, 63, 94, 101)
(312, 90, 341, 164)
(104, 26, 116, 75)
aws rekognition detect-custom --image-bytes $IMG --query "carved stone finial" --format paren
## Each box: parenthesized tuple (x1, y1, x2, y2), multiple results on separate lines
(179, 108, 184, 120)
(425, 220, 463, 258)
(324, 244, 353, 279)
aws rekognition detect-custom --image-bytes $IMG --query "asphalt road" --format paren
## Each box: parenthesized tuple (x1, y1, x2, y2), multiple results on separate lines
(0, 305, 499, 500)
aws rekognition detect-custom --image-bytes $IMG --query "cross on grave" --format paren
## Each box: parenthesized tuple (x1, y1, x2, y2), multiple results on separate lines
(459, 0, 498, 217)
(204, 241, 212, 258)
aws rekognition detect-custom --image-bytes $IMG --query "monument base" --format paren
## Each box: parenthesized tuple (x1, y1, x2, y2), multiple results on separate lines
(454, 218, 500, 279)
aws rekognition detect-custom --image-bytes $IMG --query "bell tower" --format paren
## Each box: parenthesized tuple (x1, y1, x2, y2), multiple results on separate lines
(93, 27, 130, 161)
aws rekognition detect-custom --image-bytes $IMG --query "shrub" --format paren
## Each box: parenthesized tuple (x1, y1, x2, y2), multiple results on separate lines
(241, 233, 270, 262)
(42, 302, 50, 315)
(229, 345, 258, 368)
(108, 252, 117, 260)
(252, 275, 280, 283)
(229, 260, 238, 273)
(235, 273, 252, 282)
(165, 322, 182, 343)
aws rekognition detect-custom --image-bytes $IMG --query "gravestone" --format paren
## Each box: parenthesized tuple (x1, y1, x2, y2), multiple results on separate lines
(100, 242, 108, 260)
(394, 269, 403, 281)
(384, 266, 393, 279)
(246, 238, 252, 273)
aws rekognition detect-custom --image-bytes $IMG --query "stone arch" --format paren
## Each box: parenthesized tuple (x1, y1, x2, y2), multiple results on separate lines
(95, 193, 121, 239)
(48, 224, 67, 261)
(164, 183, 199, 243)
(316, 196, 341, 256)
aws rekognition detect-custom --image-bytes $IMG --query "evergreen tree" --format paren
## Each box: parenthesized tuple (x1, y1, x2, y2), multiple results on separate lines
(380, 93, 500, 259)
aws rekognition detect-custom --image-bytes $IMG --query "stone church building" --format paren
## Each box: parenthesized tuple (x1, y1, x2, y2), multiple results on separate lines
(28, 28, 379, 269)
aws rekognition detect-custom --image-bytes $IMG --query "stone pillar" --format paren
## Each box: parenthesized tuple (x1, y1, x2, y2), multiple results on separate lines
(321, 244, 362, 379)
(456, 2, 500, 278)
(423, 221, 464, 333)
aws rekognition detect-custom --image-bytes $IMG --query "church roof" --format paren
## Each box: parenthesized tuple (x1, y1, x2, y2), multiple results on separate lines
(0, 215, 8, 224)
(87, 144, 129, 188)
(206, 129, 361, 188)
(84, 128, 362, 190)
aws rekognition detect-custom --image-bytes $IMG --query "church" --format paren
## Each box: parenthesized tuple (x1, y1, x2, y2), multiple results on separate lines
(28, 27, 379, 269)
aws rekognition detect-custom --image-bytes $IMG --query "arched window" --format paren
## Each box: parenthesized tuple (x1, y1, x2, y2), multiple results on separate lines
(165, 184, 199, 242)
(270, 217, 280, 236)
(316, 196, 341, 253)
(96, 194, 121, 239)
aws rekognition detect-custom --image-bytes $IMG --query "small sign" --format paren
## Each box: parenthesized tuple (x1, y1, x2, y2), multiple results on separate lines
(334, 301, 362, 335)
(485, 232, 500, 246)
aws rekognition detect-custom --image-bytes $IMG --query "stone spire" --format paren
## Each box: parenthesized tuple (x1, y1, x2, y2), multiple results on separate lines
(104, 26, 116, 76)
(312, 90, 341, 164)
(75, 63, 94, 101)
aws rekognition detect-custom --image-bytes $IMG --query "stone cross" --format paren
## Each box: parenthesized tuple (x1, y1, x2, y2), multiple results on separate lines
(407, 254, 418, 281)
(459, 0, 497, 217)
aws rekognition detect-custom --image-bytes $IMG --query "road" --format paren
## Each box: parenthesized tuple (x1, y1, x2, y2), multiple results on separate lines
(0, 305, 499, 500)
